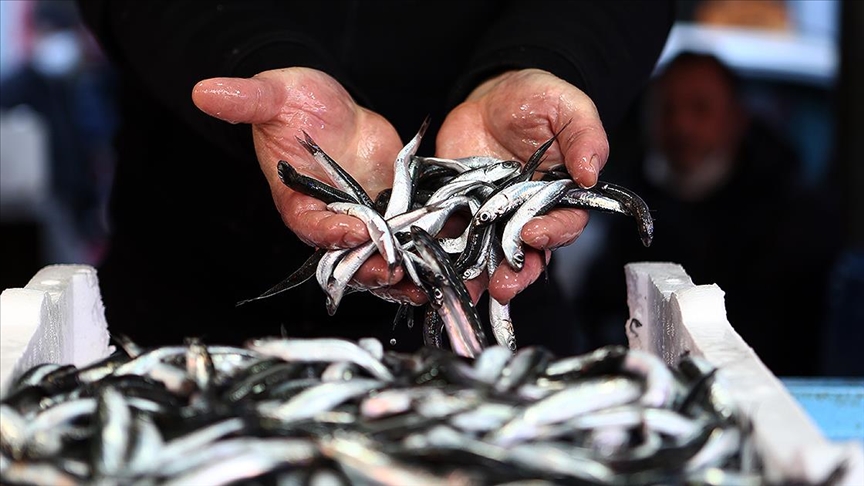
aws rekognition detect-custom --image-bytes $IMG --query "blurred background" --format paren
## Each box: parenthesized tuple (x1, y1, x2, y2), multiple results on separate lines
(0, 0, 860, 377)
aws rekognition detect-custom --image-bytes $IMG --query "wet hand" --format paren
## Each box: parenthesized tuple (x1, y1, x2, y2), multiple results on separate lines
(436, 69, 610, 303)
(193, 67, 410, 289)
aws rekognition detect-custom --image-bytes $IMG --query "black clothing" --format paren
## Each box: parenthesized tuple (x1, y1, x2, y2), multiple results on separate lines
(577, 119, 843, 376)
(75, 0, 674, 350)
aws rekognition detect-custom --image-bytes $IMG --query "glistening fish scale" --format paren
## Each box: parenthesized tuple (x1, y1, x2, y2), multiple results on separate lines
(1, 338, 776, 485)
(249, 121, 655, 357)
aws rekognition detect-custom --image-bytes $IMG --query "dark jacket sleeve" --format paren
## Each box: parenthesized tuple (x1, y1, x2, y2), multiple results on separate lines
(74, 0, 358, 161)
(449, 0, 676, 130)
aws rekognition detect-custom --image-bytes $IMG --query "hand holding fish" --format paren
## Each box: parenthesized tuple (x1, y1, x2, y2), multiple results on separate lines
(192, 67, 406, 286)
(437, 69, 610, 303)
(192, 66, 652, 354)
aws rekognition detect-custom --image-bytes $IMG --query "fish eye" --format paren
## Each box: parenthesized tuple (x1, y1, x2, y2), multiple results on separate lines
(504, 161, 521, 169)
(479, 212, 490, 222)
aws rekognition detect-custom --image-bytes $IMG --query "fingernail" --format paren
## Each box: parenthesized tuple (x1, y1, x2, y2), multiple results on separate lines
(590, 154, 602, 174)
(343, 232, 367, 247)
(533, 235, 550, 249)
(578, 155, 600, 189)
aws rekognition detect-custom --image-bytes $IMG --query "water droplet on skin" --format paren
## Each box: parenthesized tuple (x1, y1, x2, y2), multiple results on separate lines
(389, 339, 397, 346)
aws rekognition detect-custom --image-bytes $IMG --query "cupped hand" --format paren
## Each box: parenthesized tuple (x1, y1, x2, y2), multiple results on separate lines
(193, 67, 407, 288)
(436, 69, 610, 304)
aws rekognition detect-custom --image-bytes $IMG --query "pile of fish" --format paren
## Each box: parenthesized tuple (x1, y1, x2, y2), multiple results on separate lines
(1, 336, 769, 485)
(239, 118, 654, 357)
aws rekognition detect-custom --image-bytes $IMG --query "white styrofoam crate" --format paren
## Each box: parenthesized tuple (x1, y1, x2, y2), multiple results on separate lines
(0, 264, 111, 396)
(625, 262, 863, 485)
(0, 262, 861, 484)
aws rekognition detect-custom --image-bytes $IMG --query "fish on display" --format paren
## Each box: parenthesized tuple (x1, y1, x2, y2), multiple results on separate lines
(0, 336, 796, 485)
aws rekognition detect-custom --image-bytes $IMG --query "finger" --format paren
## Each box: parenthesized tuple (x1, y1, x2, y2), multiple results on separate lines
(352, 253, 406, 289)
(520, 208, 589, 250)
(488, 248, 551, 304)
(192, 77, 285, 125)
(278, 190, 370, 248)
(464, 273, 489, 304)
(558, 114, 609, 189)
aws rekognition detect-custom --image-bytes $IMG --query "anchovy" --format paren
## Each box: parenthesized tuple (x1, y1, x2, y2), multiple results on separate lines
(384, 116, 430, 219)
(505, 442, 615, 484)
(413, 155, 507, 173)
(556, 187, 630, 215)
(0, 404, 26, 458)
(449, 403, 517, 433)
(425, 178, 496, 207)
(422, 304, 445, 349)
(9, 364, 65, 393)
(236, 248, 325, 306)
(491, 376, 642, 446)
(93, 386, 134, 478)
(409, 226, 488, 358)
(622, 349, 676, 408)
(455, 223, 495, 280)
(277, 160, 358, 204)
(296, 131, 375, 208)
(597, 181, 654, 247)
(684, 427, 742, 473)
(126, 414, 163, 475)
(258, 379, 383, 423)
(186, 337, 216, 394)
(487, 239, 517, 352)
(427, 161, 521, 203)
(501, 178, 574, 271)
(160, 449, 285, 486)
(319, 432, 460, 486)
(473, 180, 549, 227)
(359, 388, 417, 419)
(0, 460, 81, 486)
(472, 345, 513, 385)
(246, 338, 395, 382)
(494, 346, 552, 393)
(327, 201, 401, 275)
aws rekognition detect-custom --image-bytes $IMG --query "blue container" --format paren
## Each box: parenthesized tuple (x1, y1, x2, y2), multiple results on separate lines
(781, 378, 864, 445)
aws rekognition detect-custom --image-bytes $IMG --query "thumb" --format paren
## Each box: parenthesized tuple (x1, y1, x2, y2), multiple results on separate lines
(560, 118, 610, 189)
(192, 77, 284, 125)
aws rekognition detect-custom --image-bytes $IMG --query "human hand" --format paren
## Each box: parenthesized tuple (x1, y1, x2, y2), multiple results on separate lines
(192, 67, 407, 288)
(436, 69, 610, 304)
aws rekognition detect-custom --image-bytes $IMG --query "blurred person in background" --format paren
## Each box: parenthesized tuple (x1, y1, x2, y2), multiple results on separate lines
(575, 51, 842, 377)
(73, 1, 673, 352)
(0, 0, 117, 264)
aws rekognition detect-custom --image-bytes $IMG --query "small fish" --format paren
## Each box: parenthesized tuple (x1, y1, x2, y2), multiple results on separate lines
(277, 160, 358, 205)
(409, 226, 488, 358)
(501, 179, 574, 271)
(236, 248, 325, 306)
(384, 117, 430, 219)
(327, 201, 401, 275)
(246, 337, 395, 382)
(296, 131, 375, 208)
(597, 181, 654, 247)
(258, 379, 384, 423)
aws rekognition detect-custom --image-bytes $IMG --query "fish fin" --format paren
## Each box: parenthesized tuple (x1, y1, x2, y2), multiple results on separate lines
(235, 249, 324, 306)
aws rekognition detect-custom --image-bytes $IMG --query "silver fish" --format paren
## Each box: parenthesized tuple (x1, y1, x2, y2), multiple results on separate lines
(501, 179, 574, 271)
(384, 117, 430, 219)
(247, 337, 394, 382)
(327, 201, 401, 274)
